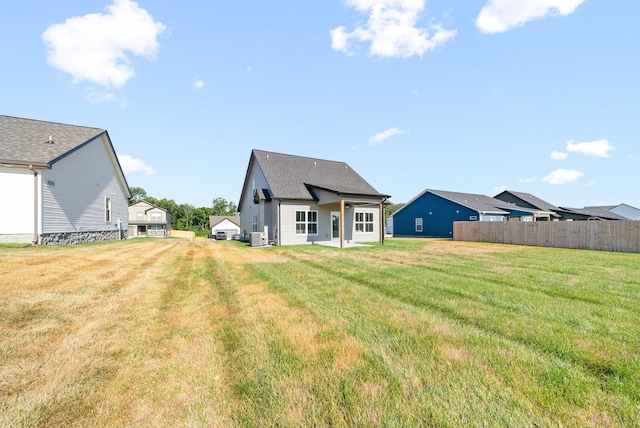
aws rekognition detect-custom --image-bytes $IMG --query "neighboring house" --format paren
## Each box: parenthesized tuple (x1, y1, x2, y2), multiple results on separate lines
(128, 201, 171, 238)
(392, 189, 559, 238)
(0, 115, 131, 245)
(209, 215, 240, 239)
(584, 204, 640, 221)
(557, 206, 629, 221)
(494, 190, 637, 221)
(493, 190, 561, 221)
(238, 149, 390, 247)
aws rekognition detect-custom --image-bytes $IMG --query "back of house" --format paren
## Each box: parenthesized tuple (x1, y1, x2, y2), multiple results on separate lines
(238, 149, 389, 247)
(0, 115, 131, 244)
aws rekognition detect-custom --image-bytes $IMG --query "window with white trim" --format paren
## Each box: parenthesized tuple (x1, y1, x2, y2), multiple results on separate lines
(295, 210, 318, 235)
(252, 214, 258, 232)
(355, 212, 374, 233)
(105, 197, 112, 222)
(355, 212, 364, 232)
(365, 212, 374, 232)
(296, 211, 306, 234)
(308, 211, 318, 235)
(415, 218, 423, 232)
(136, 212, 143, 220)
(150, 212, 161, 221)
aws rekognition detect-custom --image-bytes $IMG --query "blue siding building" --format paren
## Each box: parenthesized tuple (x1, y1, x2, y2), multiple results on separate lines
(392, 189, 511, 238)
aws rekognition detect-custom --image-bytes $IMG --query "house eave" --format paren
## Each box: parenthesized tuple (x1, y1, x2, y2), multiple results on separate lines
(0, 160, 48, 169)
(304, 183, 390, 200)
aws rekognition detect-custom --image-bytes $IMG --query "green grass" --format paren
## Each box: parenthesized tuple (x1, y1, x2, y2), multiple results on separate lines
(231, 239, 640, 426)
(1, 238, 639, 427)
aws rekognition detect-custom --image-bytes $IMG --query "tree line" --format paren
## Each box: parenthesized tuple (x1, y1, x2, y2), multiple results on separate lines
(130, 187, 237, 236)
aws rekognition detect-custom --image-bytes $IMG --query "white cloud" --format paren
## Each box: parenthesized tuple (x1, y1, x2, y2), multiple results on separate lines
(476, 0, 585, 34)
(193, 79, 204, 89)
(566, 139, 615, 158)
(331, 0, 457, 58)
(550, 151, 567, 160)
(368, 127, 406, 146)
(542, 168, 583, 185)
(84, 89, 121, 104)
(119, 155, 156, 175)
(42, 0, 166, 88)
(518, 176, 537, 184)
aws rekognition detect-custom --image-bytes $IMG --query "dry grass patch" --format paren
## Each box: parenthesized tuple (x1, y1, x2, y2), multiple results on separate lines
(0, 239, 234, 427)
(2, 237, 639, 427)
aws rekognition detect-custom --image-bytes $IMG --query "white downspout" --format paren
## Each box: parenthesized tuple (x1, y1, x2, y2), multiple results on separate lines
(30, 165, 38, 244)
(277, 200, 281, 246)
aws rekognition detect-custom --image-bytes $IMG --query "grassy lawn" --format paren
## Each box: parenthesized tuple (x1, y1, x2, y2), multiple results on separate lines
(0, 238, 638, 427)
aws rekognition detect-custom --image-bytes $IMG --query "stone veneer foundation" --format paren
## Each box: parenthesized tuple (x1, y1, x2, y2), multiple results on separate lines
(39, 230, 126, 245)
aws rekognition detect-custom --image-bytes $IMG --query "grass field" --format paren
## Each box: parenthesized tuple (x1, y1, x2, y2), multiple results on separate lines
(1, 238, 639, 427)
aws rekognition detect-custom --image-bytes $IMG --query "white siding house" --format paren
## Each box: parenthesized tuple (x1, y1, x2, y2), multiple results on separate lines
(0, 115, 131, 244)
(238, 150, 389, 247)
(128, 201, 171, 238)
(209, 216, 240, 238)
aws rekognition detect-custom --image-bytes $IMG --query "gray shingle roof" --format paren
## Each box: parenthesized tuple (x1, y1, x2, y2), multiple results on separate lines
(209, 216, 240, 228)
(428, 189, 510, 215)
(494, 190, 561, 212)
(0, 115, 105, 166)
(250, 149, 389, 201)
(559, 206, 629, 220)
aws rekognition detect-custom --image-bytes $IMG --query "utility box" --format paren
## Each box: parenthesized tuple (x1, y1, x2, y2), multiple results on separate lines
(249, 232, 263, 247)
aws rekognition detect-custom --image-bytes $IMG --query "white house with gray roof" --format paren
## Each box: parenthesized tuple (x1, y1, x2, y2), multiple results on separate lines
(238, 149, 390, 247)
(0, 115, 131, 244)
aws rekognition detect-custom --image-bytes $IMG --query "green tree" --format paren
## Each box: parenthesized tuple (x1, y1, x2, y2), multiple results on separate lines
(178, 203, 196, 229)
(193, 207, 213, 232)
(384, 202, 404, 225)
(211, 198, 238, 216)
(129, 186, 147, 203)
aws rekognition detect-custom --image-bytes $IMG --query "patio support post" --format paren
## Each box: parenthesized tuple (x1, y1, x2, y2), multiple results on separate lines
(379, 202, 384, 245)
(340, 199, 345, 248)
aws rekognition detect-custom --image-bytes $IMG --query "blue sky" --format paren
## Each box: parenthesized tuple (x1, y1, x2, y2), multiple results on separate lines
(1, 0, 638, 209)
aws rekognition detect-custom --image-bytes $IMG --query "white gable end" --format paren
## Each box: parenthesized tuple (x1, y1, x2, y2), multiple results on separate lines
(0, 167, 34, 237)
(40, 135, 128, 234)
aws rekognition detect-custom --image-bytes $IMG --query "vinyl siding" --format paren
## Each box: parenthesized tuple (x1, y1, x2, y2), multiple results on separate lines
(393, 192, 480, 238)
(128, 202, 169, 223)
(0, 167, 34, 236)
(610, 205, 640, 220)
(40, 135, 128, 234)
(351, 206, 380, 243)
(211, 219, 241, 234)
(239, 161, 270, 236)
(279, 202, 326, 245)
(279, 203, 381, 245)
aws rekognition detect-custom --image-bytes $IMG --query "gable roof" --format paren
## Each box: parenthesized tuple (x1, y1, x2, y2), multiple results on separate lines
(209, 215, 240, 228)
(394, 189, 510, 217)
(0, 115, 106, 166)
(240, 149, 389, 206)
(559, 206, 629, 221)
(494, 190, 561, 212)
(129, 200, 168, 213)
(584, 204, 640, 220)
(0, 115, 131, 199)
(429, 189, 511, 215)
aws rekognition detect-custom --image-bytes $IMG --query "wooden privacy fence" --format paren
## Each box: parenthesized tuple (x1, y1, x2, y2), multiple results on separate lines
(170, 230, 196, 239)
(453, 221, 640, 253)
